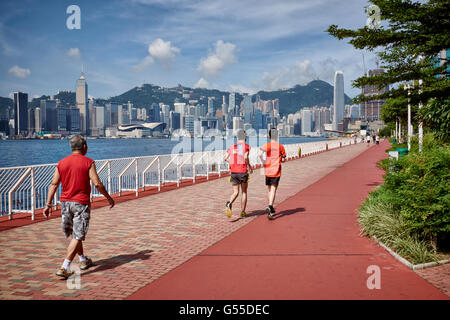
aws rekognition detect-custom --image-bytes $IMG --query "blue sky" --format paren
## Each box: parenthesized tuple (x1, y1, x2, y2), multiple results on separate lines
(0, 0, 379, 100)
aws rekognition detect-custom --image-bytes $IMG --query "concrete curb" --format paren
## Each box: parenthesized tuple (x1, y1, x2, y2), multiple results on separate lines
(373, 236, 450, 270)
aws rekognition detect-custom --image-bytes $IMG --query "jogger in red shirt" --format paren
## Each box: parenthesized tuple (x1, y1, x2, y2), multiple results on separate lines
(224, 130, 253, 218)
(260, 129, 286, 219)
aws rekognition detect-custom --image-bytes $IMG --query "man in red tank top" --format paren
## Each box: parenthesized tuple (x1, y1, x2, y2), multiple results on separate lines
(224, 129, 253, 218)
(44, 135, 115, 279)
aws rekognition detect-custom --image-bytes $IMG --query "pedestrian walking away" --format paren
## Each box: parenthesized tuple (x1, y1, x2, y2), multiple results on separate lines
(260, 128, 286, 220)
(43, 135, 115, 279)
(366, 135, 371, 145)
(224, 129, 253, 218)
(376, 135, 380, 145)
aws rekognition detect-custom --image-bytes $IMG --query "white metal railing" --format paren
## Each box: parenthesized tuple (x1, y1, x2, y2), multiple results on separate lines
(0, 138, 359, 220)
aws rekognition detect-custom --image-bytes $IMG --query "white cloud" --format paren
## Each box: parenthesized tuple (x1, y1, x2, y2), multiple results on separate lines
(132, 55, 155, 72)
(229, 84, 255, 95)
(198, 40, 237, 78)
(148, 38, 180, 63)
(132, 38, 179, 71)
(67, 47, 81, 59)
(8, 65, 31, 79)
(194, 77, 210, 88)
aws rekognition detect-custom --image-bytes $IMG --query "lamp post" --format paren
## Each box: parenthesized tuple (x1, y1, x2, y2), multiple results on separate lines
(405, 83, 412, 151)
(418, 55, 423, 152)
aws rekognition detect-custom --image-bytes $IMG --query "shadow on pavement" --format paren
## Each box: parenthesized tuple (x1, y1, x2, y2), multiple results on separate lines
(272, 207, 305, 220)
(82, 250, 153, 275)
(231, 207, 305, 222)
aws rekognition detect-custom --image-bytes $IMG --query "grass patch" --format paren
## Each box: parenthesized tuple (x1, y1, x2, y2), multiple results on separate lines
(358, 187, 440, 264)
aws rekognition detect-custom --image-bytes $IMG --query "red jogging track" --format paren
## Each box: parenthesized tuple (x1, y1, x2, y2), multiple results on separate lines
(127, 141, 448, 300)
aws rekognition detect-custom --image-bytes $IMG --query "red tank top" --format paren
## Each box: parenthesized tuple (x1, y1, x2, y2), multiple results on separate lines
(57, 154, 94, 205)
(227, 142, 250, 173)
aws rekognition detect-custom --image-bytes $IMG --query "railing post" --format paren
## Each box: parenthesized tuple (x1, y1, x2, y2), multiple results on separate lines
(107, 161, 111, 193)
(177, 154, 181, 187)
(31, 167, 35, 220)
(193, 153, 196, 184)
(206, 153, 209, 181)
(135, 158, 139, 197)
(157, 157, 161, 191)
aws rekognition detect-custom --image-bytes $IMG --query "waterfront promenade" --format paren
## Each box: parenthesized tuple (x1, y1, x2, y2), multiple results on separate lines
(0, 141, 448, 300)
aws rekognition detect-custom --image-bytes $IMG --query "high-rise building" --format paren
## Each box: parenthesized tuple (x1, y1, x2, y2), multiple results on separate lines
(169, 111, 180, 132)
(207, 97, 214, 116)
(13, 92, 28, 136)
(105, 102, 118, 126)
(222, 95, 228, 116)
(76, 72, 89, 135)
(361, 69, 388, 121)
(232, 116, 244, 135)
(228, 93, 236, 115)
(27, 108, 35, 135)
(152, 104, 161, 122)
(70, 107, 81, 132)
(333, 71, 344, 131)
(95, 106, 106, 129)
(56, 107, 70, 132)
(243, 95, 253, 124)
(34, 107, 42, 133)
(184, 115, 195, 134)
(301, 109, 312, 135)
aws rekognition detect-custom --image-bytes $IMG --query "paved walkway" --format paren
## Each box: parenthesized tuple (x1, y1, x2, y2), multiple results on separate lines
(0, 141, 370, 300)
(1, 141, 447, 300)
(127, 141, 448, 300)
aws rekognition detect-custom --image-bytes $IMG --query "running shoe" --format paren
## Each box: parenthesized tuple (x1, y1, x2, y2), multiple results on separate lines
(240, 211, 247, 217)
(56, 267, 74, 279)
(267, 205, 275, 220)
(225, 201, 232, 218)
(80, 257, 94, 270)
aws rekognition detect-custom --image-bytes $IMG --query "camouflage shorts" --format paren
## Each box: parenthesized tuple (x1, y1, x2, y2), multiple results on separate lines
(61, 201, 91, 241)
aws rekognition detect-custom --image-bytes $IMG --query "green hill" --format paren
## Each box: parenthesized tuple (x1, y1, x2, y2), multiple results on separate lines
(0, 79, 353, 118)
(255, 80, 352, 115)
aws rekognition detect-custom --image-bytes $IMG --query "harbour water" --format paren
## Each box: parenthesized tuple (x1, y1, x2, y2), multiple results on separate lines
(0, 136, 327, 168)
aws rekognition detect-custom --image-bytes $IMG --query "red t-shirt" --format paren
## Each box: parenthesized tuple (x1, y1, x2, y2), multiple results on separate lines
(57, 154, 94, 205)
(227, 142, 250, 173)
(261, 142, 286, 177)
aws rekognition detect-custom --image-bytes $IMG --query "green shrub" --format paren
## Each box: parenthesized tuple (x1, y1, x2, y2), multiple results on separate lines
(380, 134, 450, 249)
(360, 134, 450, 262)
(359, 186, 439, 264)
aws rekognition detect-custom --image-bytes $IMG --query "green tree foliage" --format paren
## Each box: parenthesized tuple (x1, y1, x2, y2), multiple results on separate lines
(327, 0, 449, 106)
(419, 97, 450, 142)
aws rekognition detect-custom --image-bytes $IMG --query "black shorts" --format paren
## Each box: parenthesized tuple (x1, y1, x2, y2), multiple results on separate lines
(230, 172, 249, 184)
(265, 176, 280, 186)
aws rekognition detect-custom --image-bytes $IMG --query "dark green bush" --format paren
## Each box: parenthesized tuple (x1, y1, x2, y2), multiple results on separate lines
(381, 134, 450, 248)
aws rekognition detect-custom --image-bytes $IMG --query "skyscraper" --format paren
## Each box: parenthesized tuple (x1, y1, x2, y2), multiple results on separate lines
(361, 69, 388, 121)
(207, 97, 214, 116)
(228, 93, 235, 116)
(243, 95, 253, 124)
(301, 109, 312, 135)
(76, 72, 89, 135)
(333, 71, 344, 131)
(13, 92, 28, 136)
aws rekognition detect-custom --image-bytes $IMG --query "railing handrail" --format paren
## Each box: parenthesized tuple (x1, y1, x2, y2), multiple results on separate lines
(0, 138, 357, 220)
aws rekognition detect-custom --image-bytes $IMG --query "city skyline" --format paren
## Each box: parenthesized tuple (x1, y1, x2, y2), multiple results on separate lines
(0, 0, 379, 100)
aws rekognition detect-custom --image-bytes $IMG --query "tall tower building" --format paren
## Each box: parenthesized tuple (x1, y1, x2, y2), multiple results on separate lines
(76, 72, 89, 135)
(13, 92, 28, 136)
(207, 97, 214, 116)
(333, 71, 344, 131)
(243, 95, 253, 124)
(361, 69, 388, 121)
(228, 92, 235, 115)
